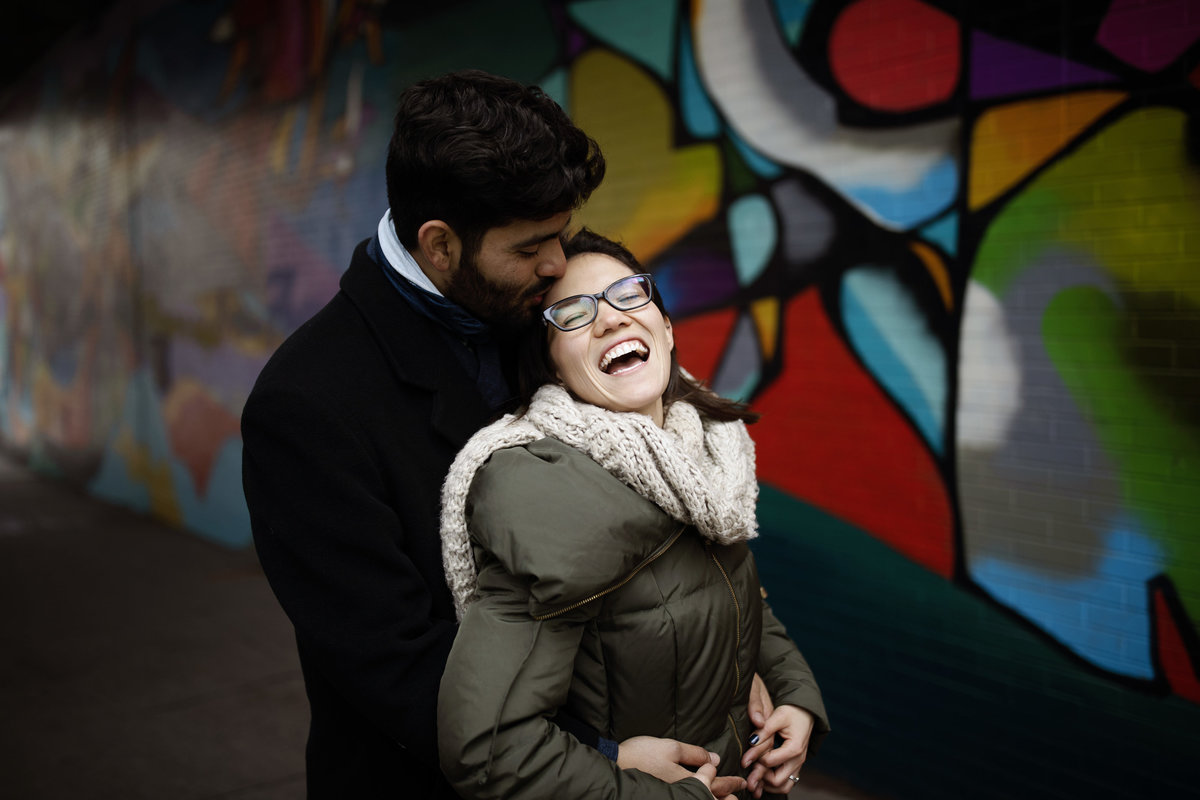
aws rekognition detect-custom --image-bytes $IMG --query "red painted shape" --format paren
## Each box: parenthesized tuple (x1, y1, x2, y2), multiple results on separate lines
(167, 390, 242, 496)
(1096, 0, 1200, 73)
(671, 308, 741, 385)
(1153, 586, 1200, 703)
(829, 0, 960, 112)
(752, 291, 955, 577)
(1191, 62, 1200, 89)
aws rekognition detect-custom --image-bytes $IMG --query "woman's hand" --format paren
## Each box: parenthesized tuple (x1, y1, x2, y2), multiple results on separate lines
(618, 736, 746, 799)
(739, 705, 815, 797)
(692, 761, 719, 798)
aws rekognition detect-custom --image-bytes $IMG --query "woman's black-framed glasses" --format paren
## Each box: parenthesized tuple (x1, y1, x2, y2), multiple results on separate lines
(541, 273, 655, 332)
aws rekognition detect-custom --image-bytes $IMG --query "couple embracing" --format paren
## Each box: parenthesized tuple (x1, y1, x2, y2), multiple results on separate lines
(242, 69, 829, 800)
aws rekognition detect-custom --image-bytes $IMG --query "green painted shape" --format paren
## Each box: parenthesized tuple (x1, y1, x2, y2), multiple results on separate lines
(567, 0, 677, 80)
(973, 108, 1200, 298)
(721, 137, 758, 196)
(539, 67, 569, 110)
(753, 484, 1200, 798)
(1042, 287, 1200, 625)
(381, 0, 558, 91)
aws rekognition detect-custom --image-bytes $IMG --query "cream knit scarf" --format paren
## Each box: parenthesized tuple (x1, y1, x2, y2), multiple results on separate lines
(440, 383, 759, 620)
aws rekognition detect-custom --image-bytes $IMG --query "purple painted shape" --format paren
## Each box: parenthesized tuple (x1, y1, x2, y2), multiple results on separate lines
(653, 250, 740, 318)
(1097, 0, 1200, 73)
(264, 215, 343, 331)
(971, 31, 1116, 99)
(566, 28, 587, 58)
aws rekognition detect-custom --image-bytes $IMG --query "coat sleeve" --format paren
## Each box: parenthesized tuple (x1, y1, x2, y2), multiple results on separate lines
(438, 561, 713, 800)
(241, 382, 456, 767)
(756, 595, 831, 753)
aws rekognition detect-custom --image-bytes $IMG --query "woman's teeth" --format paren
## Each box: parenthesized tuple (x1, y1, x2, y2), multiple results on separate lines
(599, 340, 649, 374)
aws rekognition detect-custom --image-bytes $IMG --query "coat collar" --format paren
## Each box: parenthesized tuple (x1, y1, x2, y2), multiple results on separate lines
(339, 239, 493, 447)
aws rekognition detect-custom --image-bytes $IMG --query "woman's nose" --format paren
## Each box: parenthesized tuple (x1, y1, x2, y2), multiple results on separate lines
(593, 299, 631, 333)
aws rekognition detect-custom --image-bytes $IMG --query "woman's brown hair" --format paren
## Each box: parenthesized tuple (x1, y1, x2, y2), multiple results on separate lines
(515, 228, 759, 424)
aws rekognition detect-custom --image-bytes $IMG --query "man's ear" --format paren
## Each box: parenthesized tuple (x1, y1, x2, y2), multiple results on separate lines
(416, 220, 459, 273)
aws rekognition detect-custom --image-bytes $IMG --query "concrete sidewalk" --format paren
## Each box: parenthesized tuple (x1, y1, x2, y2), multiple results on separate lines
(0, 451, 876, 799)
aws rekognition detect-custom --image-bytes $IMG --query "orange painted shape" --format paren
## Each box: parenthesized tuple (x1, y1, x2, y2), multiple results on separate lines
(969, 91, 1127, 210)
(670, 308, 740, 385)
(909, 240, 953, 309)
(1154, 586, 1200, 703)
(750, 297, 780, 361)
(752, 291, 955, 577)
(164, 381, 242, 497)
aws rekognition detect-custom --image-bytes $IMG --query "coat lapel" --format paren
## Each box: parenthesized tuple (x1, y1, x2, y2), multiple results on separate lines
(339, 240, 493, 448)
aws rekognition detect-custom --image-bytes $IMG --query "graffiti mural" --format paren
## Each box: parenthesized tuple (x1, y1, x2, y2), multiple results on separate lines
(2, 0, 1199, 795)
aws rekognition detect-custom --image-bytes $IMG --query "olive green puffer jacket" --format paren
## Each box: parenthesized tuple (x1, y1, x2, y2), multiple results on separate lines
(438, 438, 829, 800)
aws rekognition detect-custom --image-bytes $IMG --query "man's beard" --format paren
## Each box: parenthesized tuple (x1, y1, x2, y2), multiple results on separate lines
(445, 248, 551, 330)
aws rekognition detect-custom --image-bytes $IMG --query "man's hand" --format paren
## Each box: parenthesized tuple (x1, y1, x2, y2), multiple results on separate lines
(740, 705, 815, 797)
(618, 736, 747, 799)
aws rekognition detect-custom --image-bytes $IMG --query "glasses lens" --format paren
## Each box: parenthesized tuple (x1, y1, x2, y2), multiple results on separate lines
(548, 296, 598, 330)
(607, 275, 652, 310)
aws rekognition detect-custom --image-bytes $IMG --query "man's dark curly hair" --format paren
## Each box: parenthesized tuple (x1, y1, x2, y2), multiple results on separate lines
(385, 70, 606, 258)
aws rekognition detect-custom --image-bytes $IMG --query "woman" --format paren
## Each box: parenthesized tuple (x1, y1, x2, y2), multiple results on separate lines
(437, 230, 830, 799)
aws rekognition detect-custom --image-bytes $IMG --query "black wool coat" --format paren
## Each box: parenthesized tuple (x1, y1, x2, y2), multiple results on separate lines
(241, 240, 494, 798)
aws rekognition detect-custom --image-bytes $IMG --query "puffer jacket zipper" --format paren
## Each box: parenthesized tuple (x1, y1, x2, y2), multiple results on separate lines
(531, 525, 687, 620)
(707, 542, 745, 758)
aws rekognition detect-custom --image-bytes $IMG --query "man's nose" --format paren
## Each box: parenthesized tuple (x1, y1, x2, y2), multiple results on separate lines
(537, 238, 567, 278)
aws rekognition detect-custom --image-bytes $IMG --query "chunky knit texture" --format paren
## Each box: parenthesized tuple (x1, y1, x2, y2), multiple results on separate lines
(440, 383, 759, 620)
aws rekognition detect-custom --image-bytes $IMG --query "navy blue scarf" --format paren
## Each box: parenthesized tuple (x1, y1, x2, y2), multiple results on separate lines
(366, 235, 514, 411)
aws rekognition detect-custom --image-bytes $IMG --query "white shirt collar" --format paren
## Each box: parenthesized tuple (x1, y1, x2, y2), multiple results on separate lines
(377, 209, 443, 296)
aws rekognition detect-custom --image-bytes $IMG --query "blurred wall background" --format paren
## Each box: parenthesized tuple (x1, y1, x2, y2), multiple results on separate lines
(1, 0, 1198, 797)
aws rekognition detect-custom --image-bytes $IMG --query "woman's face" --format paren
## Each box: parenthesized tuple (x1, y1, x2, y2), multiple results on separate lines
(544, 252, 674, 425)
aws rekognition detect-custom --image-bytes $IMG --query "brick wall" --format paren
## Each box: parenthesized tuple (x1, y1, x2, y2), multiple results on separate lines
(1, 0, 1198, 796)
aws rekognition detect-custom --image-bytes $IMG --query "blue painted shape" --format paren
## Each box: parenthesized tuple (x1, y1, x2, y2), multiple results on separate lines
(846, 155, 958, 229)
(172, 436, 252, 548)
(771, 0, 816, 46)
(135, 0, 242, 122)
(49, 348, 80, 385)
(539, 67, 569, 110)
(919, 212, 958, 256)
(969, 524, 1164, 679)
(841, 267, 946, 453)
(678, 23, 721, 138)
(87, 369, 169, 513)
(725, 125, 784, 179)
(88, 446, 154, 514)
(568, 0, 677, 80)
(728, 194, 776, 286)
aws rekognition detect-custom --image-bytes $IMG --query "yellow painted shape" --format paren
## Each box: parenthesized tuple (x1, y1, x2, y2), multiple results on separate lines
(969, 91, 1126, 210)
(115, 430, 183, 525)
(271, 109, 298, 175)
(750, 297, 780, 361)
(570, 50, 722, 262)
(909, 240, 953, 310)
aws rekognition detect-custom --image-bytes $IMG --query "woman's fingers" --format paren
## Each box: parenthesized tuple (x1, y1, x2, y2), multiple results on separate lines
(762, 758, 807, 794)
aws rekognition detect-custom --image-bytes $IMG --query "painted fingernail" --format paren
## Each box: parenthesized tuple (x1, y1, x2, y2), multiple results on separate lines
(748, 733, 759, 746)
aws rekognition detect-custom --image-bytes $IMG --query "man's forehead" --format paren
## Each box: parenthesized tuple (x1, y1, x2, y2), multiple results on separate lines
(489, 212, 573, 247)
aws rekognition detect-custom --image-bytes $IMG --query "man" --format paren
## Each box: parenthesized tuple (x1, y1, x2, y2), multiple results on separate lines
(242, 70, 797, 798)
